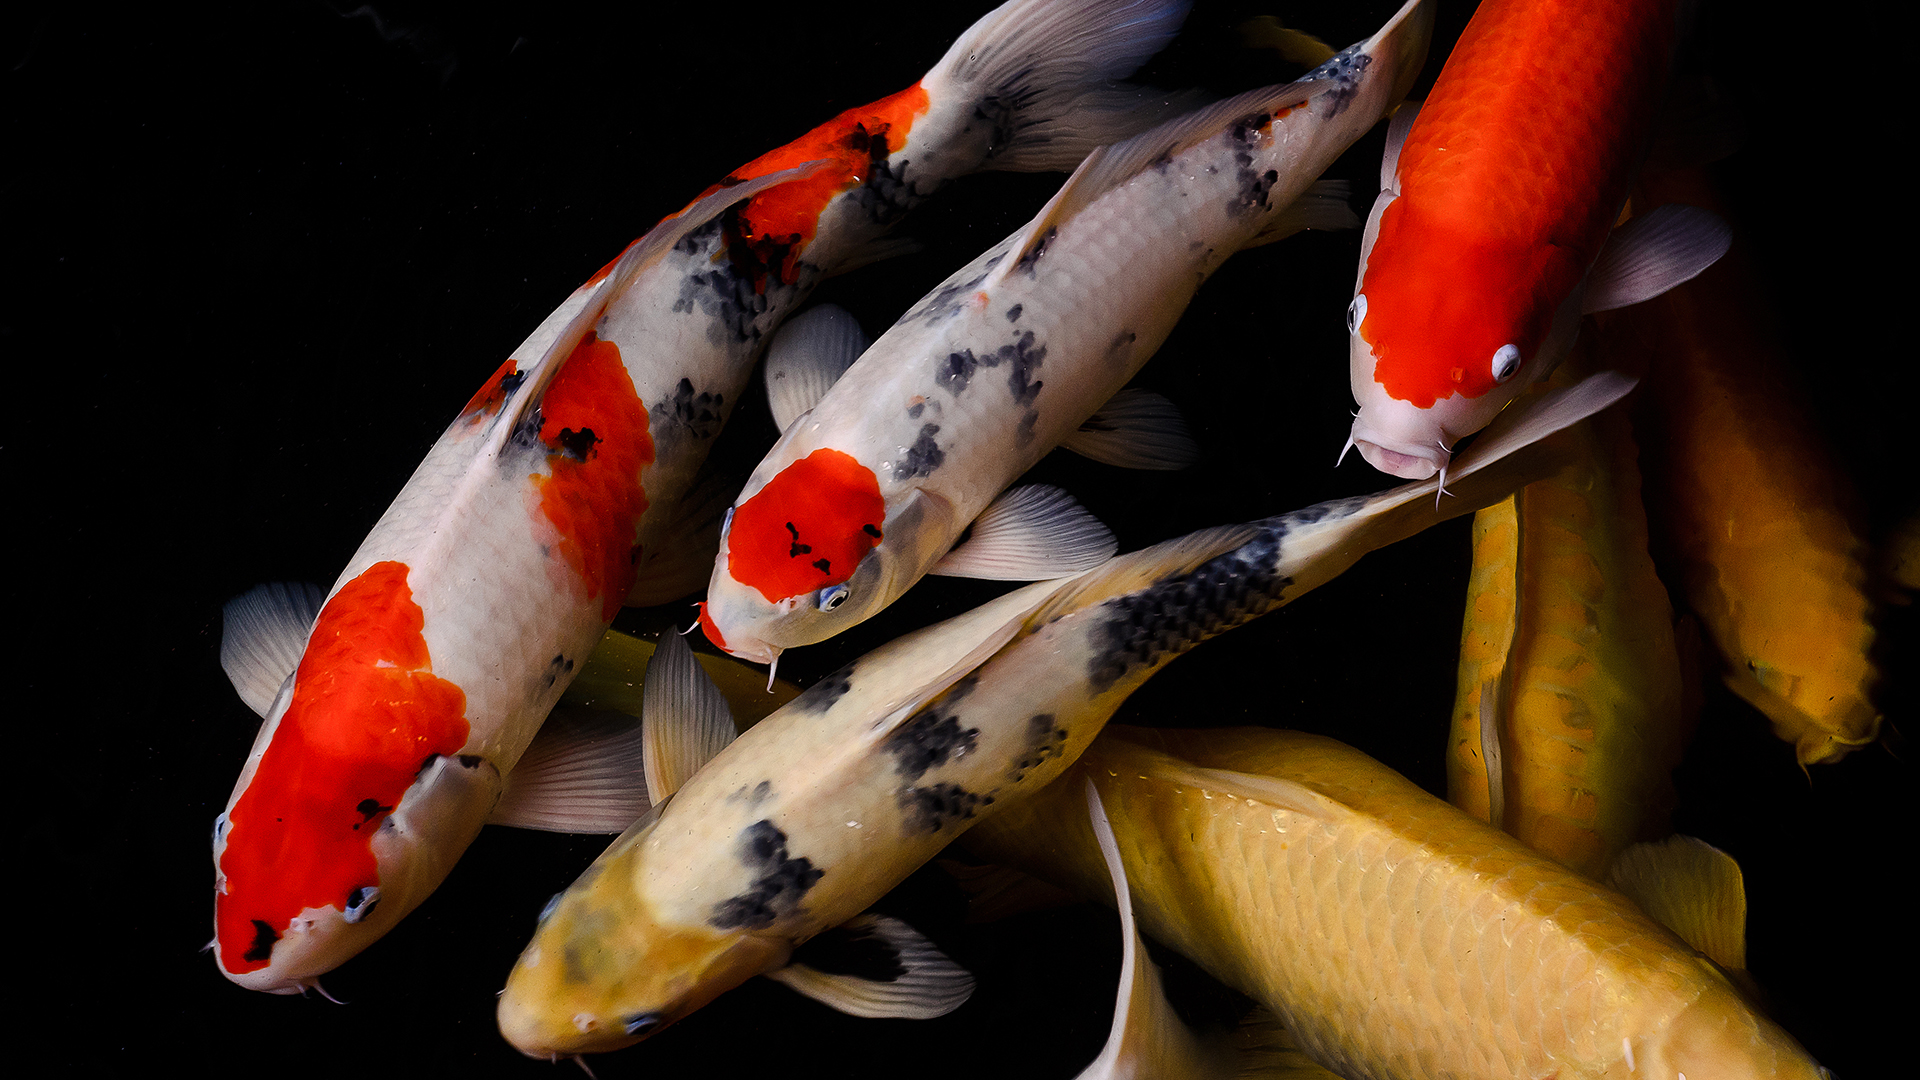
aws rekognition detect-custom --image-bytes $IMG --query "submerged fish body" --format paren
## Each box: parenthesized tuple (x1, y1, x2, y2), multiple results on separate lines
(1344, 0, 1723, 479)
(1448, 348, 1689, 879)
(496, 369, 1632, 1057)
(1603, 169, 1881, 766)
(210, 0, 1199, 994)
(964, 726, 1828, 1080)
(698, 0, 1437, 665)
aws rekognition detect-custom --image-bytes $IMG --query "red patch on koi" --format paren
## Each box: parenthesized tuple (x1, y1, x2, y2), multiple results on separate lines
(215, 561, 469, 975)
(688, 83, 931, 288)
(532, 334, 654, 622)
(727, 449, 885, 604)
(459, 358, 519, 421)
(695, 601, 728, 653)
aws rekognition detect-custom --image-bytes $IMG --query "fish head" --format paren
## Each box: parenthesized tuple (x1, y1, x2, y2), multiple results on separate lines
(212, 745, 500, 993)
(497, 813, 792, 1057)
(702, 448, 955, 660)
(1644, 975, 1831, 1079)
(210, 560, 496, 992)
(1346, 195, 1585, 479)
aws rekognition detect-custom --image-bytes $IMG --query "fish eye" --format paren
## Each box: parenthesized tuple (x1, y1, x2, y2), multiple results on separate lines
(1346, 294, 1367, 335)
(537, 891, 563, 926)
(720, 506, 734, 536)
(623, 1013, 664, 1037)
(1491, 343, 1522, 383)
(817, 584, 851, 612)
(211, 812, 228, 844)
(343, 885, 381, 924)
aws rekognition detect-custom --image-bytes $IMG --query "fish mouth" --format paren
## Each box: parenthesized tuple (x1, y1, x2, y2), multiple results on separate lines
(696, 601, 782, 668)
(1345, 417, 1450, 480)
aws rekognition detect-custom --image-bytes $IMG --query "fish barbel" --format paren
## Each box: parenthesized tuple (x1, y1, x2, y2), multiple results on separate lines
(964, 725, 1829, 1080)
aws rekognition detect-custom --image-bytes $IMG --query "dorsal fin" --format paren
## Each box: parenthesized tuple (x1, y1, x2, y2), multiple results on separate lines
(993, 79, 1326, 284)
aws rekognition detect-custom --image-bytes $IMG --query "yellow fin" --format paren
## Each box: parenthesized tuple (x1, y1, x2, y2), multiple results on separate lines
(1608, 835, 1747, 972)
(1235, 16, 1337, 68)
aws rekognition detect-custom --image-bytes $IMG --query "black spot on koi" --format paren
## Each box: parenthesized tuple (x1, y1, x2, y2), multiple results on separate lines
(792, 664, 854, 712)
(710, 820, 823, 931)
(885, 706, 980, 783)
(898, 783, 990, 834)
(895, 423, 945, 480)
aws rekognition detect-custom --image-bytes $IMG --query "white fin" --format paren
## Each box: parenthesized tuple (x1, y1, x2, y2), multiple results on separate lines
(997, 78, 1326, 279)
(1148, 761, 1348, 825)
(220, 581, 326, 717)
(641, 631, 740, 805)
(1581, 203, 1732, 313)
(1245, 178, 1359, 249)
(764, 304, 869, 435)
(488, 705, 650, 833)
(628, 468, 739, 608)
(930, 484, 1118, 580)
(1075, 779, 1234, 1080)
(765, 913, 975, 1020)
(1060, 388, 1201, 470)
(1609, 835, 1749, 973)
(932, 0, 1197, 173)
(1379, 100, 1420, 190)
(824, 233, 924, 278)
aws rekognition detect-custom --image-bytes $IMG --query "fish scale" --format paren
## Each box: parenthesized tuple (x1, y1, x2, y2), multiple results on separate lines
(967, 727, 1826, 1079)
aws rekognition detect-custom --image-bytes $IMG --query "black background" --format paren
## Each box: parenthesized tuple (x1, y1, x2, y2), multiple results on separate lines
(14, 1, 1907, 1076)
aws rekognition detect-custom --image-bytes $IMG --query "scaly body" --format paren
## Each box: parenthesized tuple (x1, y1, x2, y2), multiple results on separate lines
(211, 0, 1197, 992)
(965, 726, 1827, 1080)
(699, 0, 1435, 664)
(1447, 349, 1689, 879)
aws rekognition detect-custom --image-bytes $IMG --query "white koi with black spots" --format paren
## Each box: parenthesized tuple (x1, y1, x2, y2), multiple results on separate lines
(496, 366, 1632, 1059)
(699, 0, 1436, 667)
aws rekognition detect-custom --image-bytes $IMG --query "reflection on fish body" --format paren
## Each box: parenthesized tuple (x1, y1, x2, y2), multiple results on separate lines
(497, 367, 1631, 1057)
(965, 726, 1830, 1080)
(209, 0, 1199, 994)
(700, 0, 1437, 665)
(1345, 0, 1727, 479)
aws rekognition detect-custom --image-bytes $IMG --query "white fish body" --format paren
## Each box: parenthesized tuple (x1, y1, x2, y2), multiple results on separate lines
(698, 0, 1438, 665)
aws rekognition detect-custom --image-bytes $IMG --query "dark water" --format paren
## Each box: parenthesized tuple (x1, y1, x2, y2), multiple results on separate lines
(17, 1, 1903, 1075)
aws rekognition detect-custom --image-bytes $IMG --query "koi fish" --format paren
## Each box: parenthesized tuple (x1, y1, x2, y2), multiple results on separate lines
(208, 0, 1203, 995)
(697, 0, 1438, 666)
(1344, 0, 1730, 480)
(1447, 344, 1690, 880)
(962, 726, 1829, 1080)
(1600, 168, 1881, 766)
(495, 366, 1633, 1057)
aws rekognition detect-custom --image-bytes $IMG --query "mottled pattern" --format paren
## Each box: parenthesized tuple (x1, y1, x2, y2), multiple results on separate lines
(791, 663, 854, 713)
(1086, 526, 1292, 692)
(1008, 714, 1068, 783)
(897, 782, 989, 834)
(709, 820, 822, 931)
(894, 423, 946, 480)
(662, 378, 726, 441)
(1303, 44, 1372, 119)
(884, 708, 981, 783)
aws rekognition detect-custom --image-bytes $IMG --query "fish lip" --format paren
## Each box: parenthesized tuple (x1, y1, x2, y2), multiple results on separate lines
(1348, 417, 1448, 480)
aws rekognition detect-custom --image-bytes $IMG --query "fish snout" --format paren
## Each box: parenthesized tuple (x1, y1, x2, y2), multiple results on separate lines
(1346, 414, 1450, 480)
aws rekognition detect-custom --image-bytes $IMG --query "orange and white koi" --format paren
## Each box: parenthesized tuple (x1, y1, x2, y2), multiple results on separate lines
(699, 0, 1436, 667)
(208, 0, 1199, 994)
(1344, 0, 1730, 479)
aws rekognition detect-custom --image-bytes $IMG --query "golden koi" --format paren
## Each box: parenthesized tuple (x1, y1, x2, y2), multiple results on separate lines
(964, 726, 1830, 1080)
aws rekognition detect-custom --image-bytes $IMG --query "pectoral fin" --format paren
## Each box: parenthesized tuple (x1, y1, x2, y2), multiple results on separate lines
(1061, 388, 1201, 471)
(220, 581, 326, 717)
(930, 485, 1116, 580)
(765, 913, 974, 1020)
(1582, 203, 1732, 314)
(489, 705, 650, 833)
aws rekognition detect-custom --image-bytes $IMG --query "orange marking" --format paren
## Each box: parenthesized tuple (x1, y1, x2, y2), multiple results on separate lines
(727, 449, 885, 604)
(1358, 0, 1678, 407)
(532, 334, 655, 622)
(216, 561, 469, 975)
(696, 601, 728, 653)
(460, 358, 519, 420)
